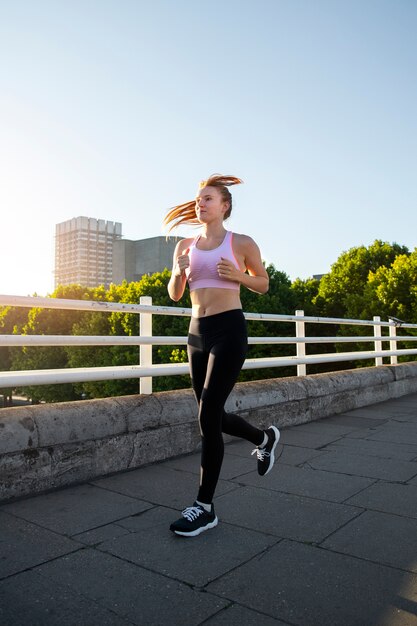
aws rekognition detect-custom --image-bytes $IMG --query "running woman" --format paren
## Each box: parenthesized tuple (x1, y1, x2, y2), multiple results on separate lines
(164, 174, 280, 537)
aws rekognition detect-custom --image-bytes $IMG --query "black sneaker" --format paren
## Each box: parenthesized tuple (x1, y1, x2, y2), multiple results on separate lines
(251, 426, 280, 476)
(170, 502, 218, 537)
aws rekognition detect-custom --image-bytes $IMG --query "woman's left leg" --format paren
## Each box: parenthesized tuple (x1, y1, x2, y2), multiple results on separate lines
(196, 328, 251, 504)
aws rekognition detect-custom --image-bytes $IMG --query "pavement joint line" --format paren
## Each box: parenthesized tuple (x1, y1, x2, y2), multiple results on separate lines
(316, 508, 366, 546)
(342, 495, 417, 522)
(248, 484, 370, 507)
(297, 458, 417, 482)
(199, 579, 299, 626)
(198, 597, 296, 626)
(212, 518, 286, 541)
(339, 478, 380, 504)
(0, 544, 88, 583)
(92, 544, 201, 588)
(317, 542, 417, 576)
(1, 498, 160, 541)
(70, 508, 160, 539)
(190, 539, 284, 591)
(326, 434, 417, 448)
(0, 507, 89, 542)
(91, 542, 273, 595)
(215, 479, 375, 511)
(195, 601, 234, 626)
(290, 535, 417, 576)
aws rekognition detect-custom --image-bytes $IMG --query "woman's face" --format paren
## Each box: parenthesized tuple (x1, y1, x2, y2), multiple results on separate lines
(195, 186, 229, 223)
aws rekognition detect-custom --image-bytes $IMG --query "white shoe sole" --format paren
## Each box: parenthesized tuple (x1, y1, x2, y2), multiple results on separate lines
(263, 426, 281, 476)
(173, 516, 219, 537)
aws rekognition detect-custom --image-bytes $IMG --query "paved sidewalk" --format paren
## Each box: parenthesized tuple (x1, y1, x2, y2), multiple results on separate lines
(1, 394, 417, 625)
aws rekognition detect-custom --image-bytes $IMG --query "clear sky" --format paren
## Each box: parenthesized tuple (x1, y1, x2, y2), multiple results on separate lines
(1, 0, 416, 296)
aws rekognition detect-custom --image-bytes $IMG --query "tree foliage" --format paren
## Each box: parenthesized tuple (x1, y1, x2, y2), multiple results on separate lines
(315, 240, 409, 319)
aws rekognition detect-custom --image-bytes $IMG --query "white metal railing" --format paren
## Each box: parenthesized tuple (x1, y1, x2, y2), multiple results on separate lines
(1, 294, 417, 394)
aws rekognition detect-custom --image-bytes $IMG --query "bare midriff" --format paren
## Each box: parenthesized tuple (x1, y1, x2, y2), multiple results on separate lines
(190, 288, 242, 318)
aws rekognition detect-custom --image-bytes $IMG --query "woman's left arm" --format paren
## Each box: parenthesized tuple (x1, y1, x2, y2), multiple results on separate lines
(217, 235, 269, 294)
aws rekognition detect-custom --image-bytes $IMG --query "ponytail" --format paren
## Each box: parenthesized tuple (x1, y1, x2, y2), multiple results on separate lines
(163, 174, 243, 232)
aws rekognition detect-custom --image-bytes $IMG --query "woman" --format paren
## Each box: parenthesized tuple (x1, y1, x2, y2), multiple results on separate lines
(164, 174, 280, 537)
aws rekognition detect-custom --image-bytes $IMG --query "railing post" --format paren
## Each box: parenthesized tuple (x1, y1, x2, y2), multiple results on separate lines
(389, 318, 398, 365)
(139, 296, 152, 394)
(373, 315, 383, 366)
(296, 310, 306, 376)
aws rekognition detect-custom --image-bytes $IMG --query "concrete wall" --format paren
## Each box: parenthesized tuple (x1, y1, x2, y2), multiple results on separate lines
(1, 363, 417, 502)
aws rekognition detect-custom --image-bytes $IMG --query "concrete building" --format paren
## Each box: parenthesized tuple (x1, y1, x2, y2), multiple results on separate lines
(112, 236, 180, 284)
(55, 217, 122, 289)
(55, 217, 180, 288)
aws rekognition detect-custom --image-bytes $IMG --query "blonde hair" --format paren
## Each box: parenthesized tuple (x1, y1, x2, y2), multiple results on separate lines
(163, 174, 243, 232)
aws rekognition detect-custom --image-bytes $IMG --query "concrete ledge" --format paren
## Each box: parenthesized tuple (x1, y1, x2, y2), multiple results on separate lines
(1, 363, 417, 502)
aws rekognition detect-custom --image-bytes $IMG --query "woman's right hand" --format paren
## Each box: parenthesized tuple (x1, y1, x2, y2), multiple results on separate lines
(174, 248, 190, 276)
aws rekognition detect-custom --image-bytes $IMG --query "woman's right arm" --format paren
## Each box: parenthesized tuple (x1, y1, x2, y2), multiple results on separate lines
(167, 239, 192, 301)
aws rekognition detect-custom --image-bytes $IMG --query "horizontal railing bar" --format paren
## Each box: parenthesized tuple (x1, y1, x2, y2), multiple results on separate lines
(0, 335, 187, 346)
(1, 335, 416, 347)
(2, 294, 417, 329)
(0, 295, 192, 317)
(245, 348, 417, 366)
(2, 348, 417, 387)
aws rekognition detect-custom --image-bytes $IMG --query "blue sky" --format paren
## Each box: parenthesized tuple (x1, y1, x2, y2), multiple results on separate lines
(1, 0, 416, 296)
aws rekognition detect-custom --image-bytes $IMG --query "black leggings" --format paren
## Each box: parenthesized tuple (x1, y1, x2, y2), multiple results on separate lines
(187, 309, 264, 504)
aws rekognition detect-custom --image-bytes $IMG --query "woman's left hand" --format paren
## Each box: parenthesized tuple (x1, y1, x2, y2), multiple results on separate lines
(217, 257, 241, 282)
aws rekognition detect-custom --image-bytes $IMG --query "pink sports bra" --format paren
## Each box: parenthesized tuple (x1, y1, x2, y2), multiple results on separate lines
(185, 230, 241, 292)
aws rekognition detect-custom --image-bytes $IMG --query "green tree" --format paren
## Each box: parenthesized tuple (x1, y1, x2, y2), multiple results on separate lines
(66, 272, 192, 398)
(313, 241, 411, 369)
(365, 251, 417, 323)
(315, 240, 409, 319)
(0, 305, 30, 406)
(291, 277, 320, 316)
(10, 285, 99, 403)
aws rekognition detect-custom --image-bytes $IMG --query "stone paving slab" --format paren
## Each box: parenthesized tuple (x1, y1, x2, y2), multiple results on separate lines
(0, 484, 152, 536)
(339, 423, 395, 440)
(0, 569, 132, 626)
(165, 450, 257, 480)
(0, 511, 81, 579)
(92, 464, 237, 508)
(215, 485, 362, 542)
(234, 464, 375, 503)
(343, 402, 416, 420)
(97, 506, 278, 587)
(34, 548, 229, 626)
(308, 449, 417, 481)
(346, 481, 417, 518)
(278, 428, 344, 448)
(324, 414, 390, 428)
(321, 510, 417, 572)
(286, 419, 369, 437)
(364, 423, 417, 445)
(206, 539, 417, 626)
(323, 436, 417, 461)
